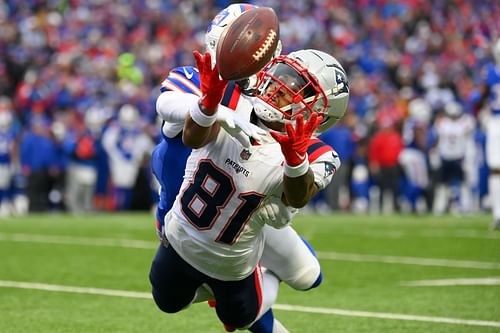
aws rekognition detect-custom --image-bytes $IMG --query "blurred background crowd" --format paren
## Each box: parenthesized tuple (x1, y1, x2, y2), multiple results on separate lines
(0, 0, 499, 216)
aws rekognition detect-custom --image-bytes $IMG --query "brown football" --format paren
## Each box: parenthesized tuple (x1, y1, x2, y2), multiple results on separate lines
(216, 7, 280, 81)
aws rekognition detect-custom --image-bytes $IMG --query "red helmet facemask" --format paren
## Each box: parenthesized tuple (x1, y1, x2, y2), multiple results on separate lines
(253, 55, 327, 123)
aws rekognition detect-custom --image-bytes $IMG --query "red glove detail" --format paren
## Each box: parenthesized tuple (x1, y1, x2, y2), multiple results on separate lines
(270, 113, 323, 166)
(193, 51, 228, 112)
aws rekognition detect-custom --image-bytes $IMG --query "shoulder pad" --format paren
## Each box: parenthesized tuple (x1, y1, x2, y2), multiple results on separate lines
(307, 137, 334, 163)
(160, 66, 201, 95)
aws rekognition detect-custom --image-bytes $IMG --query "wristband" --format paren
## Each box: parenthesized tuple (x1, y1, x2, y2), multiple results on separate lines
(190, 102, 217, 127)
(284, 157, 309, 178)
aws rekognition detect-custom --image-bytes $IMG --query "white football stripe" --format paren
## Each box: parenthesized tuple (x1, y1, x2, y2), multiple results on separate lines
(316, 251, 500, 270)
(314, 227, 500, 240)
(402, 277, 500, 286)
(0, 232, 156, 249)
(273, 304, 500, 328)
(1, 232, 499, 270)
(0, 280, 499, 328)
(0, 280, 149, 299)
(168, 72, 202, 96)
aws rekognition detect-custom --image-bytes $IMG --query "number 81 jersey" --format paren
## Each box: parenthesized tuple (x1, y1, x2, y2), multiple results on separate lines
(165, 128, 289, 281)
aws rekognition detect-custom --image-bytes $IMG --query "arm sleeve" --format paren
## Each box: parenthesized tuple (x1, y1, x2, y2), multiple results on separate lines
(156, 91, 200, 123)
(156, 91, 200, 138)
(310, 150, 342, 190)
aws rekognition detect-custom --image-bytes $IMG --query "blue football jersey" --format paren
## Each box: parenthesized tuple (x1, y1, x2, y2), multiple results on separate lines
(485, 63, 500, 114)
(160, 66, 201, 95)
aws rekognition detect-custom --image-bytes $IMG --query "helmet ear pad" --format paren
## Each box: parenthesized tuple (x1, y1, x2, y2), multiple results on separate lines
(317, 90, 350, 132)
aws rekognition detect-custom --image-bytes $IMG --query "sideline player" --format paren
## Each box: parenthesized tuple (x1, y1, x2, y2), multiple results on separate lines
(475, 38, 500, 229)
(0, 98, 16, 216)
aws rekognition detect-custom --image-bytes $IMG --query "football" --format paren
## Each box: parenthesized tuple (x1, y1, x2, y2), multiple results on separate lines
(216, 7, 280, 81)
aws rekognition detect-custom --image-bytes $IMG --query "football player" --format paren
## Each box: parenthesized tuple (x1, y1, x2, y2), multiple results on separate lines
(0, 97, 16, 216)
(475, 38, 500, 229)
(432, 100, 475, 215)
(102, 104, 155, 210)
(149, 4, 349, 332)
(150, 48, 347, 331)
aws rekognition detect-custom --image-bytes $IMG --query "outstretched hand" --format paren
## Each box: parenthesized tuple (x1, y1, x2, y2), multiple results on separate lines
(217, 106, 266, 147)
(270, 113, 323, 166)
(193, 51, 228, 113)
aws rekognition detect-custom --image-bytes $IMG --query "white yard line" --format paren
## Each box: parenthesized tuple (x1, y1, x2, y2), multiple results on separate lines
(0, 280, 499, 328)
(273, 304, 500, 328)
(0, 280, 149, 298)
(1, 232, 499, 270)
(331, 229, 500, 240)
(315, 252, 500, 270)
(402, 277, 500, 286)
(0, 232, 156, 249)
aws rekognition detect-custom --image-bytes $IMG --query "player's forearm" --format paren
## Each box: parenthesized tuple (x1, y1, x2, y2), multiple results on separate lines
(183, 102, 220, 148)
(282, 169, 318, 208)
(183, 117, 219, 148)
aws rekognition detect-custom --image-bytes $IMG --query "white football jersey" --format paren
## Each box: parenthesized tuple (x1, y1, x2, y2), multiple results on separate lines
(434, 114, 475, 160)
(165, 94, 339, 281)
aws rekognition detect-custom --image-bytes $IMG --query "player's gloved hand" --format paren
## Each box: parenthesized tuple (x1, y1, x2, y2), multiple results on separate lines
(254, 195, 299, 228)
(217, 105, 266, 147)
(193, 51, 228, 112)
(270, 113, 323, 166)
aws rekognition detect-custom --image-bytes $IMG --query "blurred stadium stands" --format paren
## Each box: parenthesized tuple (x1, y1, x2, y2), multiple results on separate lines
(0, 0, 499, 215)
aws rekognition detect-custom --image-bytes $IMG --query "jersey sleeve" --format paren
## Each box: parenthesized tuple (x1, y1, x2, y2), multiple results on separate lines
(160, 66, 201, 95)
(307, 138, 341, 190)
(220, 81, 242, 110)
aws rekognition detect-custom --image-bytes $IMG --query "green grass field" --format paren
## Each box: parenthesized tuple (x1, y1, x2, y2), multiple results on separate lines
(1, 213, 499, 333)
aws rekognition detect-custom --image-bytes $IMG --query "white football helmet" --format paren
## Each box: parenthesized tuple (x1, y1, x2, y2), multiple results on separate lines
(118, 104, 139, 129)
(205, 4, 259, 66)
(0, 96, 13, 131)
(493, 38, 500, 65)
(85, 106, 109, 134)
(444, 100, 463, 118)
(253, 49, 349, 132)
(408, 98, 432, 125)
(0, 112, 12, 131)
(205, 3, 282, 68)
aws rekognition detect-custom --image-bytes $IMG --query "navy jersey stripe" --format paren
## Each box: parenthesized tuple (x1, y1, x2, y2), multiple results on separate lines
(307, 141, 325, 156)
(221, 82, 237, 107)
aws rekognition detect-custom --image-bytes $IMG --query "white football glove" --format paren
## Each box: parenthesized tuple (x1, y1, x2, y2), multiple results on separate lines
(217, 105, 266, 147)
(254, 195, 299, 229)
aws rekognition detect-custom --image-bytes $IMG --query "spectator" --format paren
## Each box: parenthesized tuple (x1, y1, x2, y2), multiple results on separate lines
(0, 98, 16, 216)
(368, 111, 404, 214)
(19, 116, 60, 212)
(318, 113, 357, 211)
(62, 107, 106, 214)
